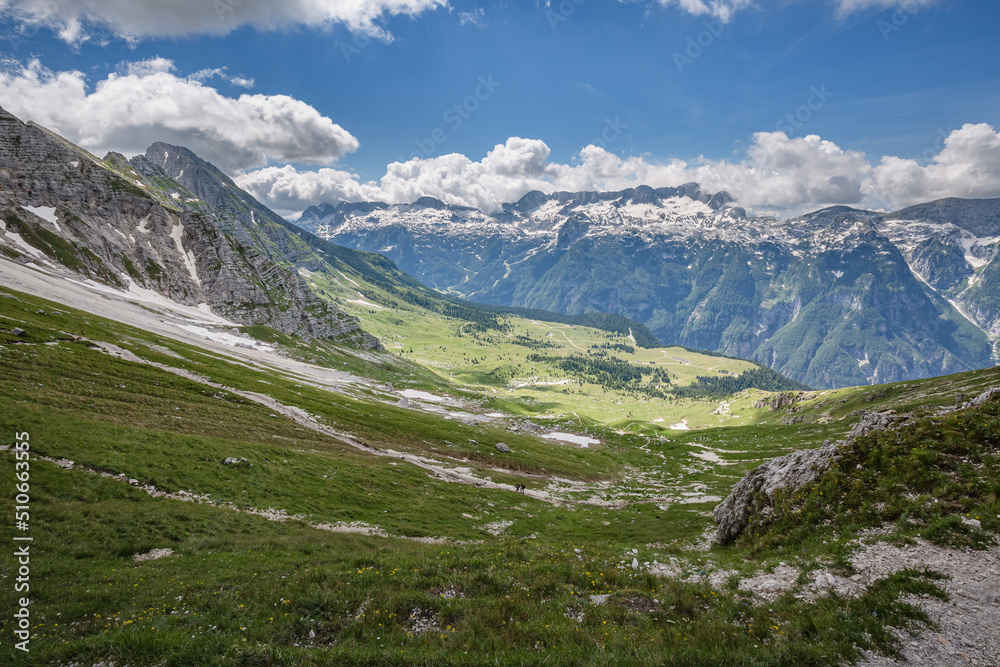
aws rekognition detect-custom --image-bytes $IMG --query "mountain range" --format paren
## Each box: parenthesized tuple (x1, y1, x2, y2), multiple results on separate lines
(0, 107, 664, 362)
(5, 100, 1000, 391)
(297, 188, 1000, 388)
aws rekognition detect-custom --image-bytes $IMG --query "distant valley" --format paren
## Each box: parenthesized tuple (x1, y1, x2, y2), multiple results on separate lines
(298, 190, 1000, 388)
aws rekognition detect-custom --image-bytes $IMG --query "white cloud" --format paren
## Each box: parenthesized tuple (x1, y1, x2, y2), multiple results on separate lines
(640, 0, 938, 22)
(236, 126, 1000, 218)
(873, 123, 1000, 207)
(5, 59, 994, 218)
(832, 0, 939, 19)
(1, 0, 449, 43)
(0, 58, 358, 171)
(458, 7, 487, 28)
(234, 165, 385, 214)
(650, 0, 754, 23)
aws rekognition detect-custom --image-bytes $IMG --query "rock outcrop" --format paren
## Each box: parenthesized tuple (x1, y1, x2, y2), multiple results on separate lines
(753, 391, 802, 411)
(714, 390, 999, 544)
(713, 438, 848, 544)
(0, 107, 380, 349)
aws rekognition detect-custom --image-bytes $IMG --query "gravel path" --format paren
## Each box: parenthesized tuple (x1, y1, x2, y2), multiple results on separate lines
(854, 539, 1000, 667)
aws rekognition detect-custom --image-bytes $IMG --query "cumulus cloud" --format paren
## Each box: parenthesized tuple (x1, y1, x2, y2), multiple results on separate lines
(235, 126, 1000, 218)
(234, 165, 385, 214)
(0, 58, 358, 171)
(0, 0, 449, 43)
(872, 123, 1000, 207)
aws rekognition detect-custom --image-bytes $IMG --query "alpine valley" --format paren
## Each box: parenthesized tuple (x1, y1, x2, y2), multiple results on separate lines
(2, 106, 999, 667)
(298, 188, 1000, 389)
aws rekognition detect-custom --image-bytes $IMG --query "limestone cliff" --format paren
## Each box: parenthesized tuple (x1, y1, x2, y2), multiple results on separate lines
(0, 107, 379, 349)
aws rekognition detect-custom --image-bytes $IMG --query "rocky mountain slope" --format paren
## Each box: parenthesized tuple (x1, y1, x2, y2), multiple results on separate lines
(298, 189, 1000, 388)
(0, 108, 380, 348)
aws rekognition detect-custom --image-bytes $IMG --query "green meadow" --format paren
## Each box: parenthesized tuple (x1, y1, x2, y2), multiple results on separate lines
(2, 284, 998, 665)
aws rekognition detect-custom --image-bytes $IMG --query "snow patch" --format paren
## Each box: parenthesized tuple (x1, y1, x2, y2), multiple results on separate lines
(170, 222, 201, 287)
(2, 229, 47, 259)
(24, 206, 58, 229)
(542, 432, 600, 448)
(175, 324, 275, 353)
(399, 389, 446, 403)
(689, 450, 735, 465)
(347, 297, 384, 310)
(337, 270, 361, 287)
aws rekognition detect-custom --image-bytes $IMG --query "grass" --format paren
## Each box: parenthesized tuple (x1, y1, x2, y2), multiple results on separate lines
(737, 400, 1000, 554)
(0, 458, 951, 666)
(2, 283, 996, 665)
(301, 265, 776, 431)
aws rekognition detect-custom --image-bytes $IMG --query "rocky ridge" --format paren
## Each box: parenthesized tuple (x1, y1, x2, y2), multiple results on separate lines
(299, 189, 1000, 389)
(0, 108, 380, 349)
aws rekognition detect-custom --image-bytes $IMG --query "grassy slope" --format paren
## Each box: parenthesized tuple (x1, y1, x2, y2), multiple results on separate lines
(299, 259, 805, 434)
(4, 285, 998, 665)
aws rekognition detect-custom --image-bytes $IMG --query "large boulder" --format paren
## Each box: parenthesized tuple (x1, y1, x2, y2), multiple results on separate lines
(715, 391, 999, 544)
(713, 439, 847, 544)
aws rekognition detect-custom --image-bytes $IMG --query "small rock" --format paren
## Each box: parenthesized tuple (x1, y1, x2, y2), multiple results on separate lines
(495, 443, 511, 453)
(961, 516, 982, 529)
(222, 457, 241, 465)
(631, 558, 639, 570)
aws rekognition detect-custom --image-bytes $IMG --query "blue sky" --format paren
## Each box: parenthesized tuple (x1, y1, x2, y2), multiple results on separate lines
(1, 0, 998, 216)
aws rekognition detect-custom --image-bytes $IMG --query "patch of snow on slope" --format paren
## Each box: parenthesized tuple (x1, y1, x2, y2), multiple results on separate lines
(24, 206, 58, 230)
(1, 225, 48, 260)
(542, 432, 600, 448)
(175, 324, 274, 352)
(169, 222, 201, 287)
(959, 232, 999, 269)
